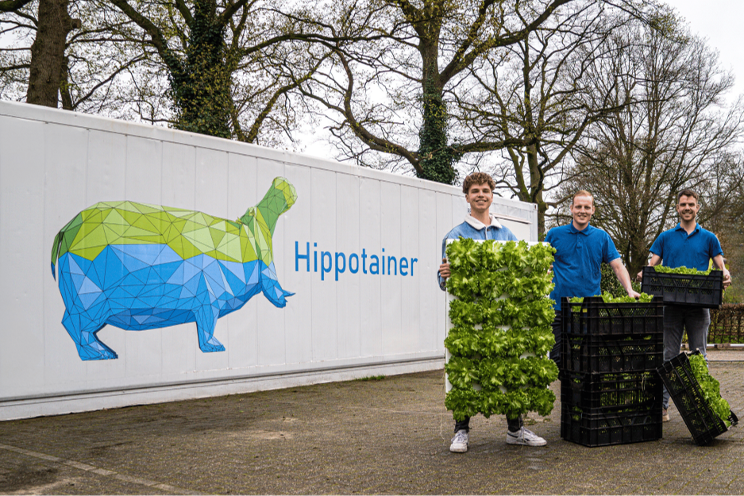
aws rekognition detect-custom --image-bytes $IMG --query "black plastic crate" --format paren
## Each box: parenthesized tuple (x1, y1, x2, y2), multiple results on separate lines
(657, 351, 738, 445)
(641, 267, 723, 308)
(561, 371, 662, 413)
(561, 404, 662, 447)
(561, 296, 664, 337)
(562, 332, 664, 374)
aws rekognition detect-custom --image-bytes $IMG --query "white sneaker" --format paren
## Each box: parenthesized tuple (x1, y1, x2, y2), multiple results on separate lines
(450, 429, 469, 453)
(662, 408, 670, 422)
(506, 427, 547, 447)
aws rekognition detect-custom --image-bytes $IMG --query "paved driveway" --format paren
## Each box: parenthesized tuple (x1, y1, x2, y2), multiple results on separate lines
(1, 353, 743, 494)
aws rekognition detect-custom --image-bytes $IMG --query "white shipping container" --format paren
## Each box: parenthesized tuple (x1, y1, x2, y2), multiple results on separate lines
(0, 101, 537, 420)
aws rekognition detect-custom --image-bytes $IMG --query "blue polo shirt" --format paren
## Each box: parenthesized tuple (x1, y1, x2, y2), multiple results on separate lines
(649, 223, 723, 271)
(545, 223, 621, 310)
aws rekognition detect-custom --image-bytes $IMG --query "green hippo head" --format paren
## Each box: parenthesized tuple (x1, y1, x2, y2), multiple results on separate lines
(240, 177, 298, 236)
(238, 177, 298, 267)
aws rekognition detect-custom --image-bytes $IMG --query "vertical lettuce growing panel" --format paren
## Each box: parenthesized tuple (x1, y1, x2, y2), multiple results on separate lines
(444, 239, 558, 420)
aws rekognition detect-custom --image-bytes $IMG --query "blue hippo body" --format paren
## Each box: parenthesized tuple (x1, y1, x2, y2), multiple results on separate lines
(51, 178, 297, 360)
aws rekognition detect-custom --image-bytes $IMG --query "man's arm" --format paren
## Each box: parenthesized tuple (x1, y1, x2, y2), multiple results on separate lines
(437, 258, 450, 281)
(636, 253, 662, 281)
(438, 237, 450, 290)
(712, 254, 732, 289)
(609, 258, 641, 298)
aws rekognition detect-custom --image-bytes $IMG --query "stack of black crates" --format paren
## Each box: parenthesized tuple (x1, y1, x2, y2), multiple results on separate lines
(560, 296, 665, 447)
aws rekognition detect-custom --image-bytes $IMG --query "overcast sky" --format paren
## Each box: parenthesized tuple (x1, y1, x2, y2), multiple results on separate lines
(669, 0, 744, 102)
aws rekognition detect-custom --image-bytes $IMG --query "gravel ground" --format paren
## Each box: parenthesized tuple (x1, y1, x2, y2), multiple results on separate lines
(706, 349, 744, 361)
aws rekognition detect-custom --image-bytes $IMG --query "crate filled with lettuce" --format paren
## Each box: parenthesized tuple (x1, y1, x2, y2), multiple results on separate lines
(561, 295, 665, 374)
(561, 406, 663, 447)
(641, 266, 723, 308)
(560, 369, 663, 446)
(561, 370, 661, 413)
(657, 351, 738, 445)
(444, 239, 559, 423)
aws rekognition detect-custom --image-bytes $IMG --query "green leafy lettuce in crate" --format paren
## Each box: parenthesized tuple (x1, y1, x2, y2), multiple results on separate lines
(444, 239, 559, 420)
(568, 292, 654, 304)
(688, 354, 732, 427)
(653, 266, 720, 276)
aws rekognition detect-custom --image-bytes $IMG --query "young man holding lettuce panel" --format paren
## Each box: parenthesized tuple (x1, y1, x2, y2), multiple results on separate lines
(544, 191, 640, 367)
(636, 189, 732, 422)
(438, 172, 547, 452)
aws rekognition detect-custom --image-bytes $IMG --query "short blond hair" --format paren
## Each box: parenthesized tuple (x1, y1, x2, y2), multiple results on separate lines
(571, 190, 594, 206)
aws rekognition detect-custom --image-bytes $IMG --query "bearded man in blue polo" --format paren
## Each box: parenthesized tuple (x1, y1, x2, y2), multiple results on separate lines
(637, 188, 732, 422)
(545, 190, 640, 367)
(437, 172, 547, 452)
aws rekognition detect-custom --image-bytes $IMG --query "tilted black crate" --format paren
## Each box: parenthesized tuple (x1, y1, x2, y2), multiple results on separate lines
(561, 404, 662, 447)
(561, 371, 662, 413)
(562, 332, 664, 374)
(657, 351, 738, 445)
(561, 296, 664, 337)
(641, 267, 723, 309)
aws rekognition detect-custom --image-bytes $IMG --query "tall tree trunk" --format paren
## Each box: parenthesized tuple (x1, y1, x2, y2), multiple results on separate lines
(512, 144, 548, 237)
(527, 147, 548, 237)
(169, 0, 232, 138)
(521, 37, 548, 237)
(416, 38, 458, 185)
(26, 0, 79, 107)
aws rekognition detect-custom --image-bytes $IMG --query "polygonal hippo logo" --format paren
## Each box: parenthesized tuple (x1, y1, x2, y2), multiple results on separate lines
(51, 177, 297, 360)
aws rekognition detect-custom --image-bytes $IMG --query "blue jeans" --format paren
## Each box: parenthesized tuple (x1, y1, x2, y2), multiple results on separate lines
(662, 305, 710, 409)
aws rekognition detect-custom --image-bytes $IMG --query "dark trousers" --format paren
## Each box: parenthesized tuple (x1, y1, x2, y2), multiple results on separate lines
(662, 305, 710, 409)
(549, 310, 562, 368)
(454, 415, 523, 433)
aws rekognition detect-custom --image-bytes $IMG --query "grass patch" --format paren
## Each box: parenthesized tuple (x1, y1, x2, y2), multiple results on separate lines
(355, 375, 386, 381)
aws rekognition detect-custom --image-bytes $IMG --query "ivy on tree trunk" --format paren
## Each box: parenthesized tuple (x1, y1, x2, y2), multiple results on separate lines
(417, 75, 459, 185)
(168, 0, 232, 138)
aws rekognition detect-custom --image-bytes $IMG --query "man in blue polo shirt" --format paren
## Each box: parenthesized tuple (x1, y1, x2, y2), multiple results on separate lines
(438, 172, 548, 452)
(638, 189, 731, 421)
(545, 190, 640, 366)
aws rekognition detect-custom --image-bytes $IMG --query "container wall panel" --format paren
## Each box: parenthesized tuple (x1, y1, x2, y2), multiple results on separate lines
(0, 101, 537, 418)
